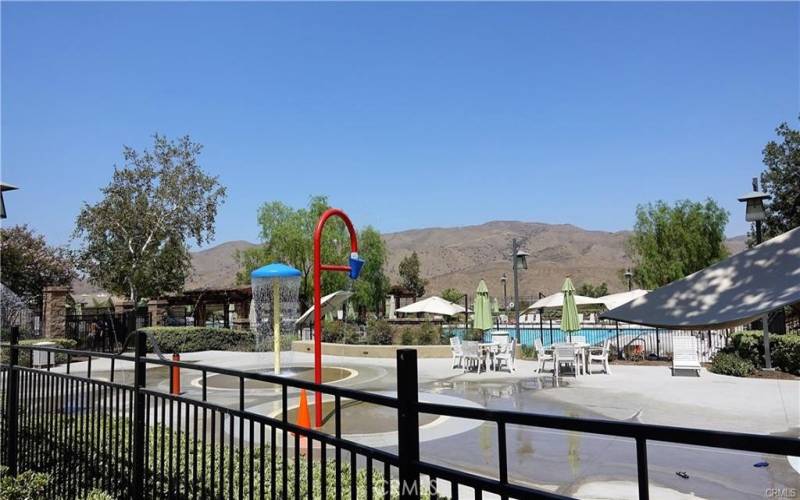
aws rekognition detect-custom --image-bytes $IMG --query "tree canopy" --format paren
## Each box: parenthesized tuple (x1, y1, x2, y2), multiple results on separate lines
(351, 226, 390, 315)
(627, 199, 729, 289)
(757, 117, 800, 241)
(73, 134, 226, 302)
(440, 287, 464, 304)
(0, 225, 75, 303)
(236, 196, 352, 311)
(398, 252, 427, 298)
(576, 282, 608, 298)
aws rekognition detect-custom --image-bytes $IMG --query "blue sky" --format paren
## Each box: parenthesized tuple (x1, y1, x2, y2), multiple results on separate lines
(2, 2, 798, 248)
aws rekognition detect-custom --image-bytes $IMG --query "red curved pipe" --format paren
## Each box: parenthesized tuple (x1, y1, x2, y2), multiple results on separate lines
(313, 208, 358, 427)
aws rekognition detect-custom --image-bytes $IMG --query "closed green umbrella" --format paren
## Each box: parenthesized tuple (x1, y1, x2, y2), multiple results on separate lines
(473, 279, 493, 330)
(560, 277, 581, 342)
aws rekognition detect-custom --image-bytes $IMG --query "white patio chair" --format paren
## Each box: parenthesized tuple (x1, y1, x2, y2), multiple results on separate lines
(554, 345, 580, 378)
(570, 335, 586, 345)
(494, 338, 516, 372)
(449, 336, 464, 369)
(672, 336, 701, 376)
(462, 341, 485, 374)
(534, 339, 553, 374)
(491, 332, 510, 346)
(588, 339, 612, 374)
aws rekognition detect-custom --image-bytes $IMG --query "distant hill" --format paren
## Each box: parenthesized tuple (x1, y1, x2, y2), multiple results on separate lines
(70, 224, 746, 298)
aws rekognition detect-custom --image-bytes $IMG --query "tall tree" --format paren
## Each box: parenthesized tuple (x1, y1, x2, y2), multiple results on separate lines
(74, 134, 226, 302)
(398, 251, 427, 298)
(627, 199, 729, 289)
(0, 225, 75, 303)
(440, 288, 464, 304)
(351, 226, 389, 315)
(757, 117, 800, 241)
(236, 195, 349, 311)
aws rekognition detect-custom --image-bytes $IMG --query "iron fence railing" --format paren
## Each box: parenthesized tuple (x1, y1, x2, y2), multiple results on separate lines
(1, 326, 797, 499)
(444, 323, 732, 361)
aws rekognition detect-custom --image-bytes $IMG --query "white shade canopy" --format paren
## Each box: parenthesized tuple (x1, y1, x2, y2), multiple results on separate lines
(395, 296, 466, 317)
(599, 289, 650, 311)
(600, 226, 800, 329)
(523, 292, 606, 313)
(295, 290, 353, 327)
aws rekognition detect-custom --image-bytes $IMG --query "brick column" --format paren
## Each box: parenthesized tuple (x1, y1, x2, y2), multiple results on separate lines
(147, 299, 169, 327)
(42, 286, 70, 338)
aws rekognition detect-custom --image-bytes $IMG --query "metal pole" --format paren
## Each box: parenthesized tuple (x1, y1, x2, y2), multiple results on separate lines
(464, 294, 469, 338)
(397, 349, 420, 499)
(502, 277, 508, 312)
(615, 321, 622, 359)
(763, 313, 772, 369)
(6, 326, 20, 476)
(132, 329, 147, 499)
(512, 239, 521, 343)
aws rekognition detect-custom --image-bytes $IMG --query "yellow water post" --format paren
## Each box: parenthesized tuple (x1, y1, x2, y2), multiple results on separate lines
(273, 279, 281, 374)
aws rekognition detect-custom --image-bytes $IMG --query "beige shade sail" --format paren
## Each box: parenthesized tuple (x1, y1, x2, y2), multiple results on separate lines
(295, 290, 353, 327)
(395, 296, 466, 317)
(523, 292, 606, 313)
(599, 289, 650, 311)
(600, 226, 800, 329)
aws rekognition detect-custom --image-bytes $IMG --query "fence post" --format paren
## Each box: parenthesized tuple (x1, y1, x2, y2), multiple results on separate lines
(131, 329, 147, 499)
(615, 322, 622, 359)
(5, 326, 20, 476)
(655, 329, 660, 359)
(397, 349, 420, 500)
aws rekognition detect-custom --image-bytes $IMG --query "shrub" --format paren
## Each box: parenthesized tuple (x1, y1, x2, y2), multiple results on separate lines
(140, 327, 256, 353)
(0, 466, 50, 499)
(365, 320, 393, 345)
(708, 352, 755, 377)
(321, 321, 361, 344)
(416, 323, 442, 345)
(400, 328, 416, 345)
(520, 345, 535, 360)
(84, 490, 114, 500)
(731, 331, 800, 374)
(0, 338, 77, 367)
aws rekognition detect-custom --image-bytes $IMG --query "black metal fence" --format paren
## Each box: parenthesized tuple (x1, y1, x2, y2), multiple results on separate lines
(2, 327, 797, 499)
(65, 310, 150, 351)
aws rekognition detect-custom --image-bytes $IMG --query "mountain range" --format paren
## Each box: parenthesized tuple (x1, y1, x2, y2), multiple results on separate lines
(72, 221, 746, 298)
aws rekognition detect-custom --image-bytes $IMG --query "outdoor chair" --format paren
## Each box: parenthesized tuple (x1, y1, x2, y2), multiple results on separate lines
(461, 341, 485, 374)
(450, 337, 464, 369)
(672, 336, 701, 376)
(491, 332, 510, 345)
(554, 345, 581, 377)
(570, 335, 586, 345)
(494, 338, 516, 372)
(534, 339, 553, 375)
(588, 339, 612, 374)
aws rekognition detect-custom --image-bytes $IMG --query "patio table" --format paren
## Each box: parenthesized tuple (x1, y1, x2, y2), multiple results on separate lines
(548, 342, 589, 375)
(478, 342, 502, 371)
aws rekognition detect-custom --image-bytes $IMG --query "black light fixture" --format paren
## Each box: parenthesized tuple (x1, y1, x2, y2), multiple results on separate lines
(624, 268, 633, 291)
(500, 273, 508, 312)
(0, 183, 18, 219)
(511, 238, 529, 343)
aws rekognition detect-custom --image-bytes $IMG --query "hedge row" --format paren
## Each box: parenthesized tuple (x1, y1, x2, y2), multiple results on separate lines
(0, 338, 77, 366)
(730, 331, 800, 375)
(139, 327, 257, 353)
(321, 320, 446, 346)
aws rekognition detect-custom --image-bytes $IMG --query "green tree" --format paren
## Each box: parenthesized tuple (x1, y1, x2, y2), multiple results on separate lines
(74, 134, 226, 302)
(351, 226, 389, 315)
(756, 117, 800, 241)
(440, 287, 463, 303)
(0, 225, 75, 303)
(236, 195, 349, 311)
(627, 199, 729, 289)
(398, 252, 427, 298)
(576, 282, 608, 298)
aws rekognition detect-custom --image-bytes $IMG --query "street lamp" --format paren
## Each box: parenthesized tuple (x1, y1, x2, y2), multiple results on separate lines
(511, 238, 529, 343)
(738, 177, 772, 369)
(624, 268, 633, 292)
(500, 273, 508, 312)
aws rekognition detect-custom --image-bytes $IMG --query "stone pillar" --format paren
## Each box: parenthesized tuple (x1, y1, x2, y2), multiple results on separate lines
(114, 300, 135, 315)
(42, 286, 70, 338)
(147, 300, 169, 327)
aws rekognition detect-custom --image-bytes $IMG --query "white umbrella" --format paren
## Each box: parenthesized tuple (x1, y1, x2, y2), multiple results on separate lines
(523, 292, 606, 313)
(600, 226, 800, 329)
(599, 289, 649, 311)
(395, 296, 466, 317)
(295, 290, 353, 327)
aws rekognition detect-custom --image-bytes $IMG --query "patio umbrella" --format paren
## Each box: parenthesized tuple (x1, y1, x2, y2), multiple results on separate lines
(395, 296, 466, 317)
(560, 277, 581, 342)
(473, 280, 493, 330)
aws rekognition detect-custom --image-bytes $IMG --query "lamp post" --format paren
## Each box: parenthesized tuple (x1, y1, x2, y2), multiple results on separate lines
(500, 273, 508, 312)
(738, 177, 772, 369)
(511, 238, 529, 343)
(624, 268, 633, 292)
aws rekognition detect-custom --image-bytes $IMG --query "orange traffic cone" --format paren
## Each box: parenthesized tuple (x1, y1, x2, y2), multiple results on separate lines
(296, 389, 311, 454)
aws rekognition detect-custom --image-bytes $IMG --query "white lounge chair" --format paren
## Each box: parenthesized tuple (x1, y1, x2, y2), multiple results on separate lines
(450, 337, 464, 369)
(554, 345, 581, 378)
(588, 340, 612, 374)
(534, 339, 553, 374)
(672, 336, 701, 376)
(494, 338, 516, 372)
